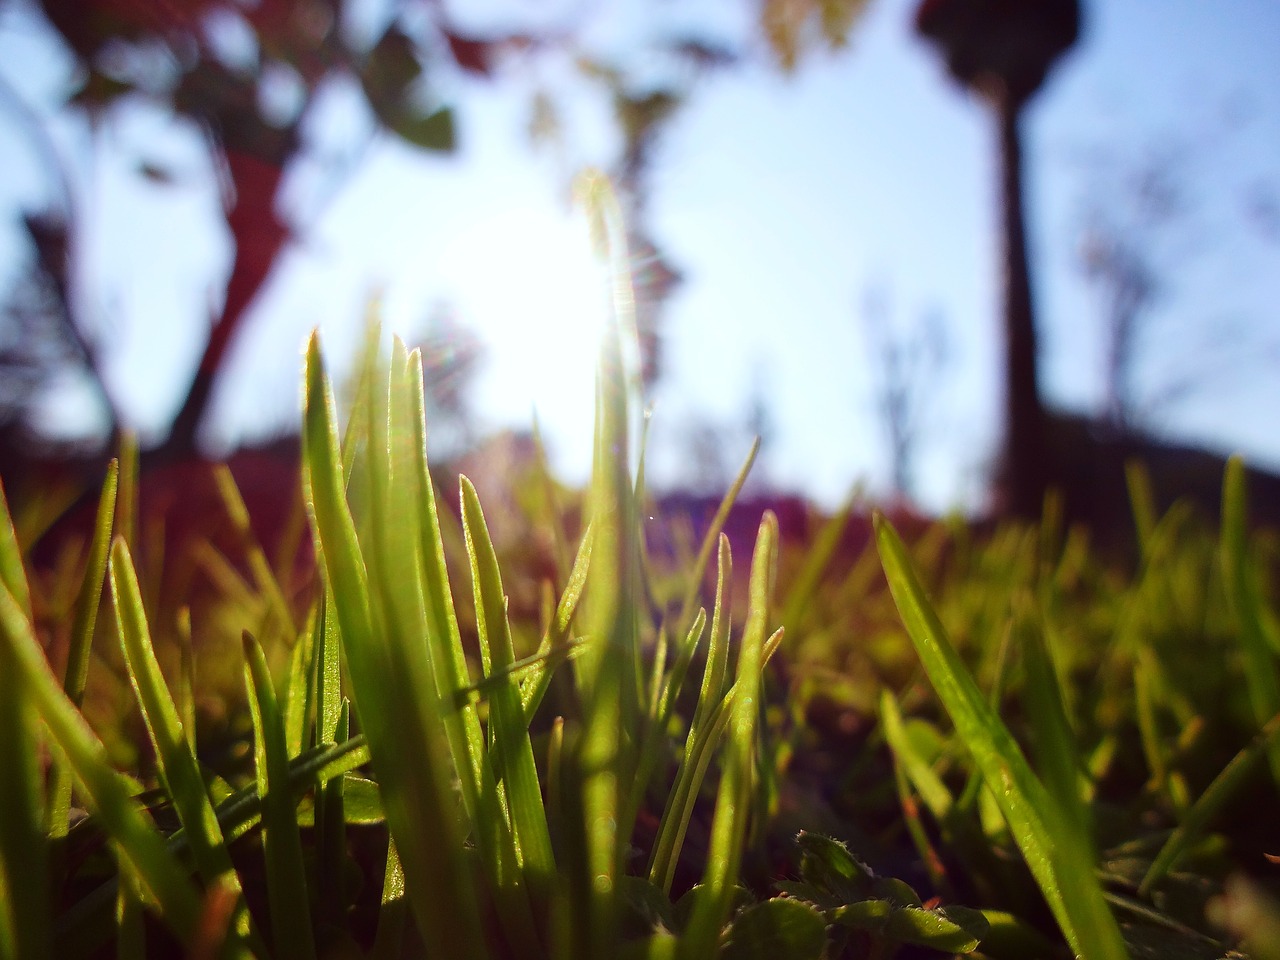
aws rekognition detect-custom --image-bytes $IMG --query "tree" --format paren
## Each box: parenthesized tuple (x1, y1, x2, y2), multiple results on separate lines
(915, 0, 1081, 517)
(26, 0, 468, 459)
(2, 0, 872, 476)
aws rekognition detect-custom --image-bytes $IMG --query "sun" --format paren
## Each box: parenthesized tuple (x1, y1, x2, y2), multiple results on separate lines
(436, 199, 609, 475)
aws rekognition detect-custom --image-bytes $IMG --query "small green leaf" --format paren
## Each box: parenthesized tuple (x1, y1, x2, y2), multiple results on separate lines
(883, 904, 988, 953)
(721, 898, 827, 960)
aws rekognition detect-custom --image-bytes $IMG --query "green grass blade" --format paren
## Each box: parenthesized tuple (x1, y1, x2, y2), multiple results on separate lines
(0, 580, 203, 947)
(1016, 595, 1087, 834)
(1125, 459, 1158, 560)
(649, 536, 732, 894)
(879, 689, 954, 820)
(302, 332, 486, 960)
(461, 477, 556, 876)
(1140, 709, 1280, 896)
(0, 499, 49, 960)
(48, 459, 118, 843)
(213, 464, 295, 639)
(1221, 455, 1280, 785)
(110, 540, 239, 889)
(682, 511, 778, 959)
(519, 524, 594, 718)
(316, 698, 350, 939)
(568, 169, 645, 958)
(243, 630, 316, 960)
(675, 439, 760, 635)
(0, 480, 32, 622)
(874, 514, 1128, 960)
(779, 488, 853, 633)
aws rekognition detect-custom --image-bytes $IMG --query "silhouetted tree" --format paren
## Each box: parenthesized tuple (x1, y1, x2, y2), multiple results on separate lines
(915, 0, 1081, 516)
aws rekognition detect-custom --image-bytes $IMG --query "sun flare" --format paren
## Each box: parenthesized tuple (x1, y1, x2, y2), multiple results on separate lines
(438, 200, 607, 470)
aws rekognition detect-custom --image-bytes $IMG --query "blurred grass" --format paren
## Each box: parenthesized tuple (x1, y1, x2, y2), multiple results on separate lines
(0, 177, 1278, 959)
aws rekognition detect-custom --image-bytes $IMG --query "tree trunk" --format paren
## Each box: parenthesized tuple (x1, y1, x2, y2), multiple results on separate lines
(163, 150, 289, 458)
(995, 93, 1048, 517)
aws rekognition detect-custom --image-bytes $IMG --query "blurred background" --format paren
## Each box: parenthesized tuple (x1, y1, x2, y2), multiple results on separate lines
(0, 0, 1277, 515)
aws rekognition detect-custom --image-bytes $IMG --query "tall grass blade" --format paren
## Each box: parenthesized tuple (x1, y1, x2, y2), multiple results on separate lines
(1140, 709, 1280, 896)
(49, 460, 118, 843)
(243, 630, 316, 960)
(110, 540, 239, 891)
(401, 347, 539, 950)
(302, 332, 486, 960)
(676, 439, 760, 635)
(874, 515, 1128, 960)
(0, 581, 203, 947)
(682, 511, 778, 959)
(461, 476, 556, 881)
(569, 168, 644, 958)
(1221, 455, 1280, 785)
(0, 487, 49, 960)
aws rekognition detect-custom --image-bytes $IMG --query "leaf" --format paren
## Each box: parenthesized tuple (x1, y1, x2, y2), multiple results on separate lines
(883, 904, 988, 953)
(721, 898, 827, 960)
(388, 107, 455, 151)
(796, 831, 874, 904)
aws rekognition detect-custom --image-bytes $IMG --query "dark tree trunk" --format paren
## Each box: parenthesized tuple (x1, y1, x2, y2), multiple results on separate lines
(164, 150, 289, 458)
(995, 93, 1048, 517)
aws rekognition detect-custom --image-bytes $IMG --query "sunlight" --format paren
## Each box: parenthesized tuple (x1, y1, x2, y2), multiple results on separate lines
(439, 200, 607, 470)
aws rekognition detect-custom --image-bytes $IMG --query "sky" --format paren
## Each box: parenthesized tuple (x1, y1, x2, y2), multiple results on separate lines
(1, 0, 1278, 512)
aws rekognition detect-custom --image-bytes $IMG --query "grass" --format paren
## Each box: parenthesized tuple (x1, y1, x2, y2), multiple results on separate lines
(1, 172, 1279, 958)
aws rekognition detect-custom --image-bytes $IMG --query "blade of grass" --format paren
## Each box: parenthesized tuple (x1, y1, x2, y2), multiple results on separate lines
(243, 629, 317, 960)
(111, 539, 238, 890)
(1140, 708, 1280, 896)
(682, 511, 778, 959)
(0, 489, 49, 960)
(569, 169, 644, 959)
(461, 475, 556, 886)
(303, 332, 486, 960)
(874, 514, 1128, 960)
(1221, 454, 1280, 785)
(0, 580, 203, 947)
(213, 464, 295, 639)
(649, 536, 732, 894)
(49, 460, 118, 841)
(675, 438, 760, 636)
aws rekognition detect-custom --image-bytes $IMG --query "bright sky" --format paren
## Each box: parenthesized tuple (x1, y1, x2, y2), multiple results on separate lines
(1, 0, 1278, 512)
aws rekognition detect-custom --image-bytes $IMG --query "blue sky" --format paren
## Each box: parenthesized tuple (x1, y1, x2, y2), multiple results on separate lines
(1, 0, 1278, 511)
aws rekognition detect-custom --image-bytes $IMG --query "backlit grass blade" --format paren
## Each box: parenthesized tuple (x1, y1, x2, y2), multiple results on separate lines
(675, 438, 760, 635)
(213, 464, 294, 639)
(1221, 455, 1280, 785)
(569, 169, 643, 958)
(682, 511, 778, 959)
(0, 481, 31, 621)
(401, 347, 538, 950)
(649, 536, 732, 895)
(874, 514, 1128, 960)
(780, 488, 853, 633)
(0, 488, 49, 960)
(243, 630, 316, 960)
(316, 698, 350, 936)
(110, 540, 239, 891)
(519, 524, 594, 718)
(1140, 709, 1280, 896)
(49, 459, 118, 841)
(0, 580, 203, 947)
(302, 332, 486, 960)
(1016, 595, 1088, 834)
(461, 475, 555, 884)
